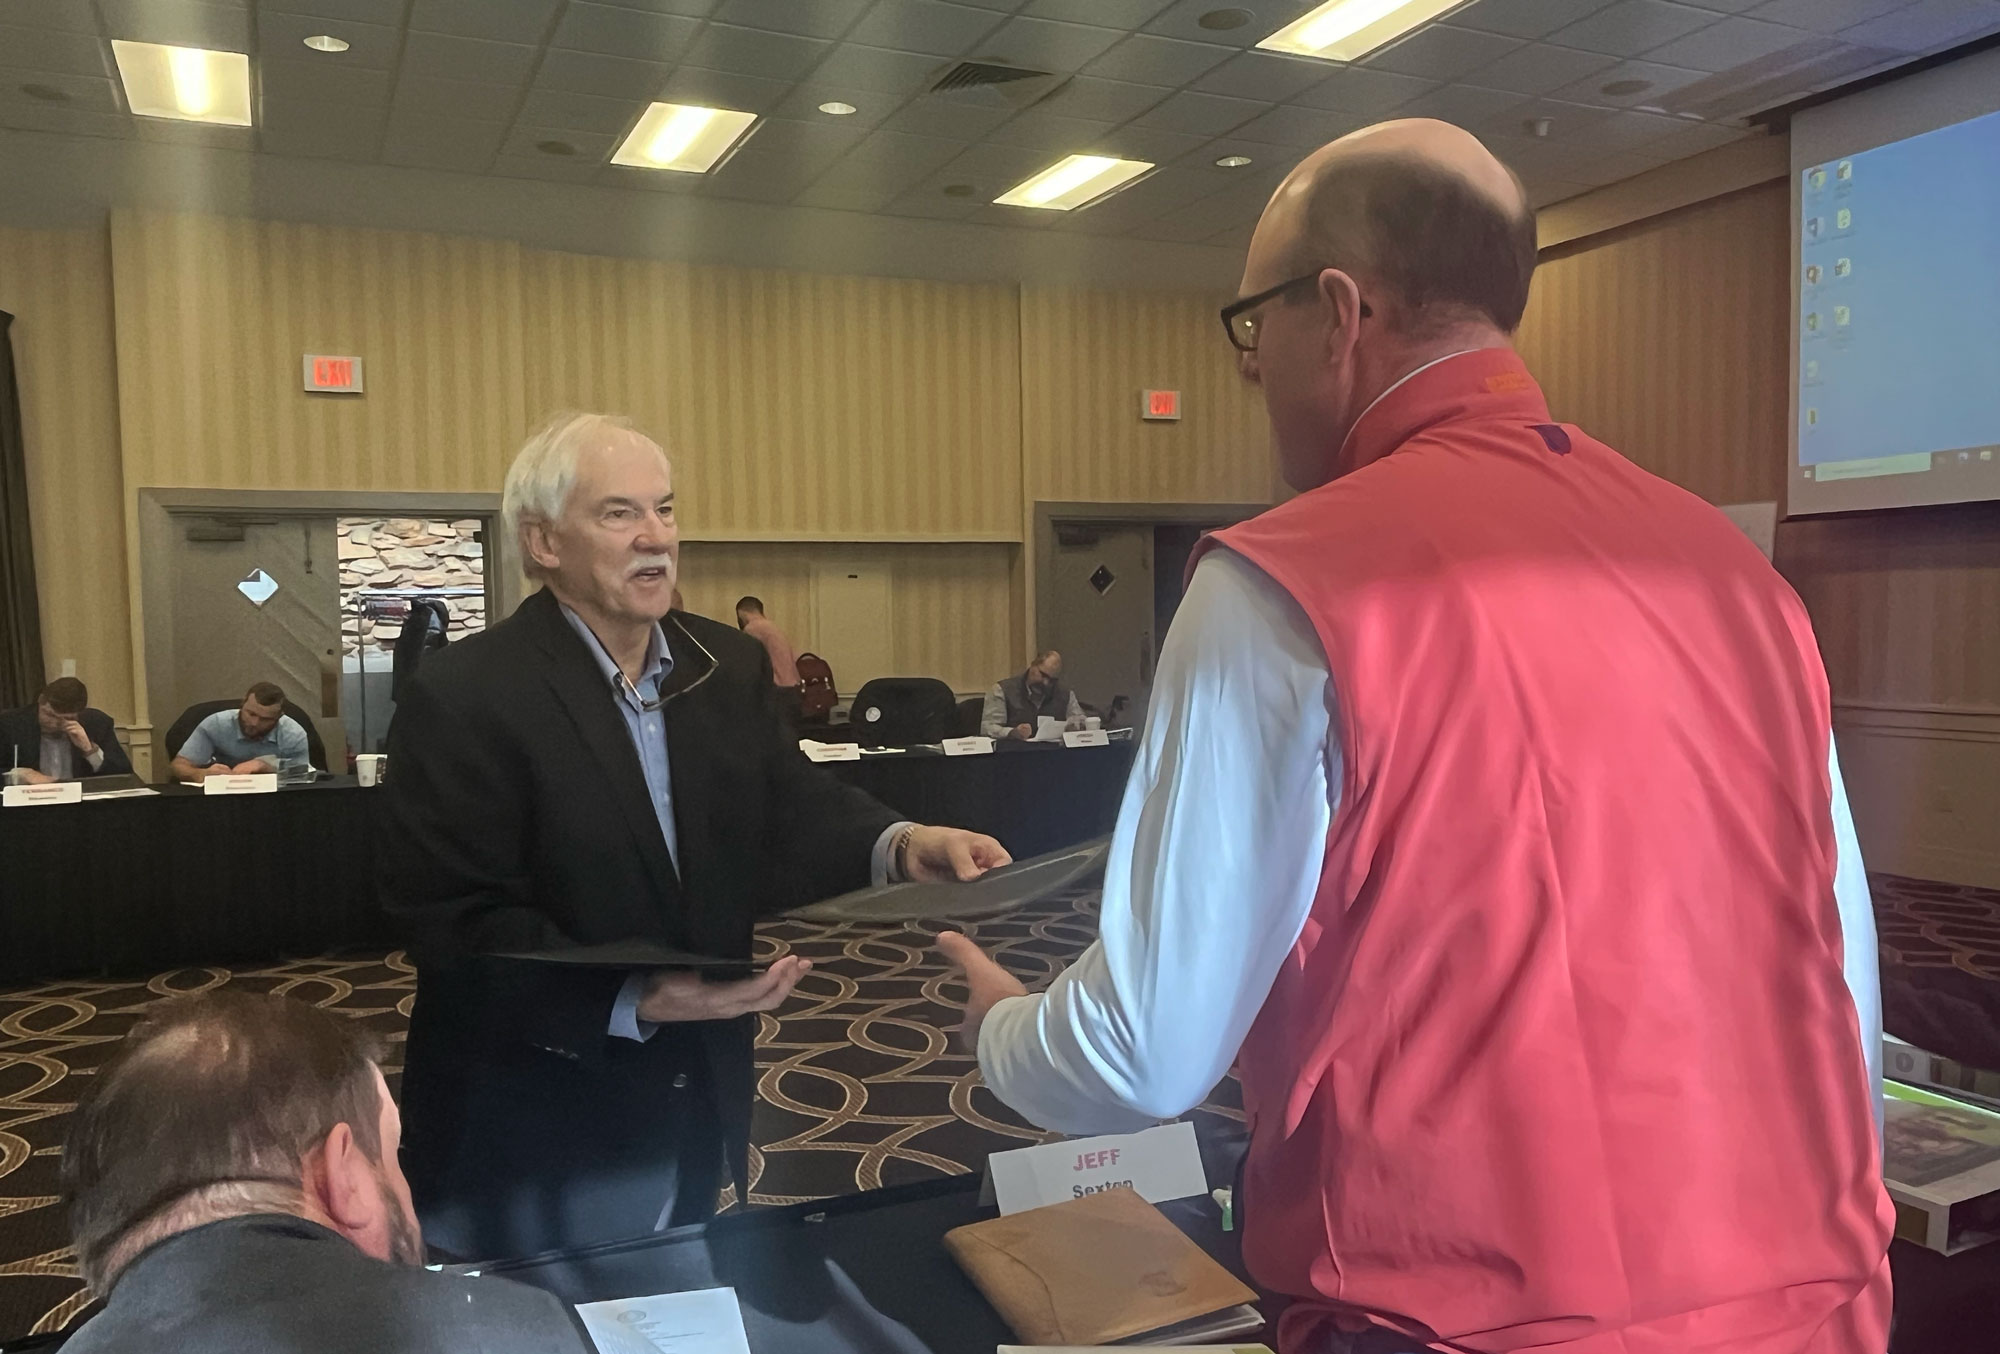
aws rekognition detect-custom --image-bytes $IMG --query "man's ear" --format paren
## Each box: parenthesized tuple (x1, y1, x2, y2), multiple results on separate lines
(305, 1122, 379, 1239)
(523, 518, 562, 574)
(1317, 267, 1366, 364)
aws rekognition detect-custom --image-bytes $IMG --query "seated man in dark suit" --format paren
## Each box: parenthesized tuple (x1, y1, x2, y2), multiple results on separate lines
(0, 677, 131, 782)
(58, 990, 588, 1354)
(381, 411, 1010, 1261)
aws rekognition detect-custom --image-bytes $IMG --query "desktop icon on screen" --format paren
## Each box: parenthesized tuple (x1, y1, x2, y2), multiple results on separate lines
(1837, 160, 1852, 181)
(1808, 167, 1827, 191)
(1836, 207, 1852, 230)
(1834, 306, 1850, 328)
(1807, 216, 1822, 238)
(1805, 264, 1822, 285)
(1804, 359, 1820, 383)
(1806, 312, 1821, 333)
(1835, 257, 1852, 278)
(1806, 408, 1819, 429)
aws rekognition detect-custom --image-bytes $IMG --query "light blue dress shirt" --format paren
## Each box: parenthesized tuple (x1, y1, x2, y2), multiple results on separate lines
(178, 709, 310, 775)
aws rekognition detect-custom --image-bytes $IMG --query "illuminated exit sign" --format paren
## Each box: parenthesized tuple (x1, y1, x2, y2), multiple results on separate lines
(1141, 389, 1180, 421)
(303, 354, 364, 394)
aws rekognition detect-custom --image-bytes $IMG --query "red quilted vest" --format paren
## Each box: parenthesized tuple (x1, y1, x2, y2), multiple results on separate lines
(1202, 349, 1891, 1353)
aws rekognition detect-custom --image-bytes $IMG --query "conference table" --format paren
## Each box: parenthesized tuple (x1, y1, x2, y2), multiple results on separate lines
(0, 740, 1136, 984)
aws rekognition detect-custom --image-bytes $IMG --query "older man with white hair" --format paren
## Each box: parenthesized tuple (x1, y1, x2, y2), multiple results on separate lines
(381, 411, 1008, 1261)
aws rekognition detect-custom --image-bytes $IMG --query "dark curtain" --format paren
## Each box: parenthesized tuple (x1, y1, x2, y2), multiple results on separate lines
(0, 311, 46, 708)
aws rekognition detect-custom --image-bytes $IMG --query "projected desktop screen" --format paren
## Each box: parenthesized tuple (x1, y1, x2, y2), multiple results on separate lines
(1789, 67, 2000, 516)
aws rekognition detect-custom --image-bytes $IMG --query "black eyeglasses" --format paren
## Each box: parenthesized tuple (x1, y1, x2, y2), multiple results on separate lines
(611, 614, 719, 712)
(1219, 270, 1371, 353)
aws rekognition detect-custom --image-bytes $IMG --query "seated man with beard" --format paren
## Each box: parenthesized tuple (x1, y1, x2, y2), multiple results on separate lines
(57, 991, 587, 1354)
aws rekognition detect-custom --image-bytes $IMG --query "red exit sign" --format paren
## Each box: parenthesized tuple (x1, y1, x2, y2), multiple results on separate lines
(1141, 389, 1181, 421)
(303, 354, 364, 394)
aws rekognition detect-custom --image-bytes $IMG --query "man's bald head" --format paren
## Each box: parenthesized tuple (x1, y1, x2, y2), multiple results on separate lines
(1250, 119, 1537, 336)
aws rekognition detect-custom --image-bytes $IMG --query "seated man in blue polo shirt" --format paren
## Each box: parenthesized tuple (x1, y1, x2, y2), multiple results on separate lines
(171, 682, 313, 783)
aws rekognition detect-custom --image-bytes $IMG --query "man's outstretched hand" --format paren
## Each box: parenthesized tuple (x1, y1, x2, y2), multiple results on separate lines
(935, 931, 1027, 1053)
(636, 955, 813, 1023)
(903, 827, 1011, 882)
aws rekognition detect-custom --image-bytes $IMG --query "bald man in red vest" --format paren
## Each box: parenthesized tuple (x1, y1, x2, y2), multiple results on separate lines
(940, 120, 1891, 1354)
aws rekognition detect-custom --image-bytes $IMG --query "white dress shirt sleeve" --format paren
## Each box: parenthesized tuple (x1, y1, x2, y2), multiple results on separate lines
(1829, 737, 1884, 1138)
(976, 549, 1337, 1135)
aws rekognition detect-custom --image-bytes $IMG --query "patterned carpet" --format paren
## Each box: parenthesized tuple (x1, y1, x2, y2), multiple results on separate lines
(3, 873, 1995, 1344)
(0, 887, 1243, 1342)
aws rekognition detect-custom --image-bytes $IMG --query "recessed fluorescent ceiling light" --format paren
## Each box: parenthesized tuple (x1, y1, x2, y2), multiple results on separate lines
(612, 102, 757, 172)
(1258, 0, 1467, 62)
(303, 35, 350, 53)
(818, 101, 857, 116)
(994, 154, 1152, 211)
(110, 40, 252, 125)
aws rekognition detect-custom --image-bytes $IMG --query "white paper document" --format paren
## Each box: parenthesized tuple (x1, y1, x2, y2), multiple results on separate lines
(574, 1287, 752, 1354)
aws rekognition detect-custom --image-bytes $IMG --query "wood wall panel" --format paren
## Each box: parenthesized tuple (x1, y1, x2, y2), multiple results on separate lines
(1517, 182, 1790, 506)
(676, 541, 1013, 694)
(109, 210, 528, 494)
(1020, 286, 1272, 507)
(526, 251, 1021, 540)
(0, 225, 133, 721)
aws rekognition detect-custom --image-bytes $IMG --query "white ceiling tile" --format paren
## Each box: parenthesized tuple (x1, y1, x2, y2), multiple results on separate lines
(811, 42, 948, 94)
(502, 124, 618, 159)
(1645, 14, 1818, 68)
(97, 0, 250, 51)
(1452, 0, 1622, 40)
(262, 0, 408, 24)
(847, 0, 1005, 57)
(409, 0, 563, 45)
(1470, 42, 1619, 94)
(983, 105, 1115, 149)
(657, 66, 795, 110)
(596, 161, 709, 191)
(1840, 0, 2000, 51)
(1144, 0, 1318, 47)
(392, 75, 523, 122)
(258, 13, 403, 69)
(880, 186, 983, 219)
(715, 0, 873, 38)
(1291, 66, 1438, 114)
(977, 16, 1129, 71)
(802, 154, 933, 202)
(1680, 0, 1779, 11)
(1025, 0, 1178, 27)
(1083, 33, 1232, 85)
(1395, 82, 1530, 129)
(1125, 213, 1213, 242)
(0, 71, 121, 113)
(794, 179, 903, 211)
(135, 119, 256, 148)
(518, 88, 640, 134)
(1182, 136, 1314, 178)
(586, 0, 719, 19)
(260, 101, 388, 160)
(935, 140, 1061, 192)
(1130, 89, 1266, 135)
(1050, 187, 1174, 233)
(0, 103, 134, 138)
(1578, 148, 1669, 180)
(1193, 50, 1335, 102)
(1547, 0, 1722, 56)
(5, 0, 102, 34)
(842, 127, 969, 174)
(683, 23, 832, 80)
(1365, 24, 1525, 78)
(704, 146, 830, 202)
(1644, 117, 1751, 156)
(0, 24, 111, 77)
(403, 32, 541, 85)
(381, 114, 507, 170)
(768, 83, 899, 126)
(965, 202, 1058, 229)
(1230, 102, 1363, 147)
(1477, 95, 1614, 142)
(1038, 75, 1170, 122)
(1089, 122, 1210, 162)
(261, 59, 392, 108)
(881, 92, 1017, 137)
(1549, 56, 1723, 104)
(534, 49, 671, 99)
(1742, 0, 1905, 34)
(1548, 105, 1710, 155)
(737, 114, 867, 159)
(489, 152, 603, 183)
(551, 5, 703, 62)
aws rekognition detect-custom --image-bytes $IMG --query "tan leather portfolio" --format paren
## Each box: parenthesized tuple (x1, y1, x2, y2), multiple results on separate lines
(943, 1186, 1259, 1346)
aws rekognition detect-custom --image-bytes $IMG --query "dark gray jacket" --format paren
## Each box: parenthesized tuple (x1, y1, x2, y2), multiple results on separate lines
(58, 1214, 588, 1353)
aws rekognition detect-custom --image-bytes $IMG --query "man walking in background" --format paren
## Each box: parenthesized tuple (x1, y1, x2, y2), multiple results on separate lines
(941, 120, 1890, 1354)
(735, 595, 802, 724)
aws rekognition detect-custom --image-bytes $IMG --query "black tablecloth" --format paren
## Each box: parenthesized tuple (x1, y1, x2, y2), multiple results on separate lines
(2, 745, 1134, 983)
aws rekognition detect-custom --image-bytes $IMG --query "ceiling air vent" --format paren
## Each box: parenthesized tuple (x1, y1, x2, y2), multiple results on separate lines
(927, 60, 1062, 110)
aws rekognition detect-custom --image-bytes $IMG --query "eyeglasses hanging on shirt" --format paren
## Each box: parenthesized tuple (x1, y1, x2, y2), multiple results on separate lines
(610, 614, 720, 713)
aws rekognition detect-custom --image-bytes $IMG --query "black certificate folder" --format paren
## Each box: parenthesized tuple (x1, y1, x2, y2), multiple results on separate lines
(789, 837, 1109, 925)
(493, 940, 766, 976)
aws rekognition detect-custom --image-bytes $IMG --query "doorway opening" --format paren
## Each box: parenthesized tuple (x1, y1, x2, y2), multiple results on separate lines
(339, 517, 487, 754)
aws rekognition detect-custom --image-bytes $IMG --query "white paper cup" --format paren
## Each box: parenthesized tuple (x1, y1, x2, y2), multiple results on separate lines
(356, 754, 384, 787)
(1084, 716, 1101, 731)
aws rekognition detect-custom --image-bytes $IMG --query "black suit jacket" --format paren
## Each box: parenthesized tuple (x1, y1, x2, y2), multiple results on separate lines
(380, 589, 898, 1259)
(0, 705, 131, 779)
(58, 1214, 587, 1354)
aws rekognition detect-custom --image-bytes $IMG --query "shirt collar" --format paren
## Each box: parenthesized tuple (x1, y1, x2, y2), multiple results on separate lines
(559, 603, 673, 694)
(1334, 347, 1550, 476)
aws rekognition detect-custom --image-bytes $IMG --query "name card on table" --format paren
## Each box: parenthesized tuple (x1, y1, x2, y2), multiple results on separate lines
(3, 781, 83, 807)
(799, 740, 862, 763)
(987, 1121, 1207, 1215)
(941, 736, 994, 757)
(1062, 728, 1110, 749)
(202, 773, 279, 795)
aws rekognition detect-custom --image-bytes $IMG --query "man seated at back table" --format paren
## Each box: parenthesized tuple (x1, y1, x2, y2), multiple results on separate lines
(171, 682, 312, 783)
(0, 676, 132, 783)
(980, 650, 1085, 741)
(59, 989, 587, 1354)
